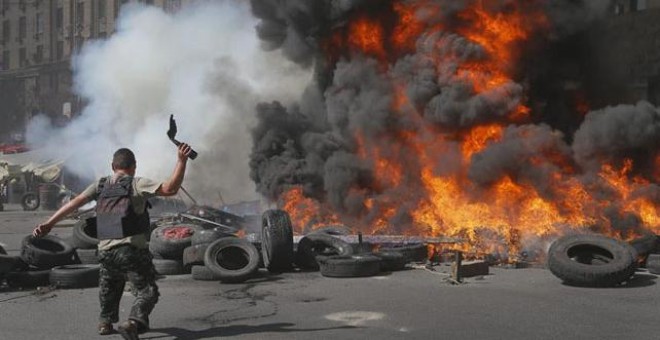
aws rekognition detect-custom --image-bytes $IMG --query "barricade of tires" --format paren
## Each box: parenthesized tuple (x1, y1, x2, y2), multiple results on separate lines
(149, 223, 204, 276)
(1, 234, 100, 289)
(292, 227, 422, 278)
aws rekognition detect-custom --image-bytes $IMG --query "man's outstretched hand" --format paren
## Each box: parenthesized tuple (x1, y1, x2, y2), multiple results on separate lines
(33, 222, 53, 237)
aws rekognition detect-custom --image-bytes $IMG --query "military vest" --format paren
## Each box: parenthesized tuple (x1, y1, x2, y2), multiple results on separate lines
(95, 176, 150, 240)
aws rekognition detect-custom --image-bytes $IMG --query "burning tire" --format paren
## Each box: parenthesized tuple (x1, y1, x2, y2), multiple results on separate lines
(646, 254, 660, 275)
(317, 254, 382, 278)
(149, 224, 203, 260)
(49, 264, 100, 289)
(547, 234, 636, 287)
(204, 237, 260, 283)
(70, 218, 99, 249)
(378, 243, 428, 263)
(261, 209, 294, 273)
(629, 233, 658, 258)
(21, 192, 40, 211)
(295, 233, 354, 270)
(20, 235, 76, 269)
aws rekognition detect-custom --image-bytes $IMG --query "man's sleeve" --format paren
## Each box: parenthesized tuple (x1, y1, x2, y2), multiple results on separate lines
(80, 179, 100, 201)
(135, 177, 162, 199)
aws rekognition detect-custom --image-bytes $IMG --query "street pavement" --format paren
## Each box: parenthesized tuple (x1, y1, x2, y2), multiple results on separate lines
(1, 204, 659, 340)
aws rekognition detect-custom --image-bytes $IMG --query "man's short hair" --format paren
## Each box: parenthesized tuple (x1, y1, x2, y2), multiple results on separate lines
(112, 148, 136, 170)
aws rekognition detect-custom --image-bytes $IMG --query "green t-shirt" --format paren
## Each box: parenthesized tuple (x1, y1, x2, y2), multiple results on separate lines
(81, 174, 161, 251)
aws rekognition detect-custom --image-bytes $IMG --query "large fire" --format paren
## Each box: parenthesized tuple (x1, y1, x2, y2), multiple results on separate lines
(273, 0, 659, 259)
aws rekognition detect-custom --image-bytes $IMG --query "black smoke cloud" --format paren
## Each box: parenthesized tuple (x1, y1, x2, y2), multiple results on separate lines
(248, 0, 659, 235)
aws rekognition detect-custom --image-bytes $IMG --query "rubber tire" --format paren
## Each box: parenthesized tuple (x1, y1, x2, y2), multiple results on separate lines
(149, 224, 204, 260)
(182, 244, 208, 271)
(6, 269, 50, 288)
(20, 235, 76, 269)
(191, 265, 222, 281)
(295, 233, 354, 270)
(70, 218, 99, 249)
(379, 243, 428, 263)
(646, 254, 660, 274)
(21, 192, 40, 211)
(0, 254, 17, 275)
(75, 248, 99, 265)
(153, 259, 185, 276)
(49, 264, 100, 289)
(373, 251, 408, 271)
(309, 225, 352, 236)
(204, 238, 260, 283)
(0, 244, 6, 254)
(192, 229, 235, 246)
(547, 234, 636, 287)
(629, 234, 658, 258)
(261, 209, 294, 273)
(317, 254, 382, 278)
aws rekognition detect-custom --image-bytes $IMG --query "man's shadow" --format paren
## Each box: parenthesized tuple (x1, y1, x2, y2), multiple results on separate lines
(143, 322, 357, 340)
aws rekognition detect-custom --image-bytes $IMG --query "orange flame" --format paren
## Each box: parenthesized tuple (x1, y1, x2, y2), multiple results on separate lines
(280, 1, 660, 259)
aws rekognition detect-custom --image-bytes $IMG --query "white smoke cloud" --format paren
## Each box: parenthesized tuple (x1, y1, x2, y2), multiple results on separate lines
(26, 0, 312, 204)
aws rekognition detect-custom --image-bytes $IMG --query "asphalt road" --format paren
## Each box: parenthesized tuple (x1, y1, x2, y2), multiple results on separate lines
(1, 205, 659, 340)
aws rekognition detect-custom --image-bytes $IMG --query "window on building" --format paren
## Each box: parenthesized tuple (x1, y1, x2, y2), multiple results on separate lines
(56, 41, 63, 60)
(2, 20, 9, 42)
(35, 45, 43, 63)
(614, 3, 625, 14)
(18, 17, 26, 41)
(74, 36, 83, 52)
(99, 1, 106, 18)
(19, 47, 26, 67)
(35, 13, 44, 34)
(1, 50, 9, 70)
(76, 2, 84, 24)
(51, 72, 59, 92)
(56, 7, 63, 29)
(1, 0, 10, 13)
(19, 0, 26, 12)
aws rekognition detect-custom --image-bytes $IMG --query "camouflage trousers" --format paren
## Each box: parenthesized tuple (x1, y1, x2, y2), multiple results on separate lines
(98, 245, 159, 329)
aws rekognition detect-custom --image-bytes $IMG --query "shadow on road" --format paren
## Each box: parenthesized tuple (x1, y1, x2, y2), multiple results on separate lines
(619, 273, 657, 288)
(144, 322, 357, 339)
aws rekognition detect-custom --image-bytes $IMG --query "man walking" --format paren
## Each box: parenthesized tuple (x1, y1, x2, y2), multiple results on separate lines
(33, 144, 192, 339)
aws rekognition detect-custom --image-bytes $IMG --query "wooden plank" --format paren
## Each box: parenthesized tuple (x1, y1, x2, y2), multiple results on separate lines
(452, 260, 489, 278)
(292, 235, 466, 244)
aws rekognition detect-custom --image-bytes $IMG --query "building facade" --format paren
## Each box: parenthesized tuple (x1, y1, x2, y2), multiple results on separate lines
(0, 0, 181, 142)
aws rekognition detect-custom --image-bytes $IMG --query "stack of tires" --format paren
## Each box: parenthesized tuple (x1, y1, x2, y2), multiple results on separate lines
(149, 223, 204, 276)
(293, 226, 425, 278)
(189, 209, 296, 283)
(2, 235, 98, 289)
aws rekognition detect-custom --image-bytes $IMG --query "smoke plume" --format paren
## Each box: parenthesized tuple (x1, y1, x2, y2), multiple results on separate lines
(26, 0, 312, 204)
(248, 0, 660, 248)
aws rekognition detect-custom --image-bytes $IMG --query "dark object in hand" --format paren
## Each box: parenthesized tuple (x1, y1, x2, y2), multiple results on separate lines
(167, 114, 198, 160)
